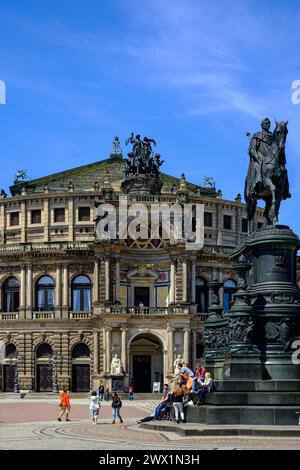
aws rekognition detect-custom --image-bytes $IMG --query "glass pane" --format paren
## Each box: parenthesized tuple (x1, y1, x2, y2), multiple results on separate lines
(72, 275, 91, 285)
(47, 289, 54, 310)
(5, 277, 19, 288)
(223, 292, 230, 312)
(37, 290, 44, 310)
(38, 276, 54, 286)
(83, 289, 91, 311)
(224, 279, 237, 288)
(73, 288, 81, 311)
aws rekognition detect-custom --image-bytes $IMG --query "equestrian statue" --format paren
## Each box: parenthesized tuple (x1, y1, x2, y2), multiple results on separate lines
(244, 117, 290, 225)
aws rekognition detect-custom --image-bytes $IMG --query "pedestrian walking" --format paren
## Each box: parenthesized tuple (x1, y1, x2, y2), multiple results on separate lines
(89, 391, 100, 424)
(111, 392, 123, 424)
(58, 388, 71, 422)
(105, 388, 110, 401)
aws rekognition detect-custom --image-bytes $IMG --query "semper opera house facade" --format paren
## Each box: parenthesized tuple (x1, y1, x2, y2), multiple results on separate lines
(0, 137, 270, 393)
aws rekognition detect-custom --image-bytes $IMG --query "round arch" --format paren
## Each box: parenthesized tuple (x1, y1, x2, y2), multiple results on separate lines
(128, 331, 165, 392)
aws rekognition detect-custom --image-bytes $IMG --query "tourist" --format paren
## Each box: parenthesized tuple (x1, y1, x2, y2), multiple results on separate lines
(178, 363, 194, 377)
(171, 382, 187, 424)
(194, 372, 215, 405)
(89, 390, 100, 425)
(112, 392, 123, 424)
(195, 364, 206, 381)
(57, 388, 71, 422)
(98, 383, 105, 401)
(153, 384, 172, 420)
(105, 388, 110, 401)
(128, 384, 134, 400)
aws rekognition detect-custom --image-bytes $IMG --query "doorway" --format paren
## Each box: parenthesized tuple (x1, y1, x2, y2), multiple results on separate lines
(3, 365, 16, 392)
(134, 286, 150, 306)
(132, 355, 151, 392)
(72, 364, 90, 392)
(37, 364, 52, 392)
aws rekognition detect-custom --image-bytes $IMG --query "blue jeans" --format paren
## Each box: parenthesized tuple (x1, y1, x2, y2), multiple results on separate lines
(98, 393, 103, 401)
(112, 407, 122, 421)
(154, 402, 168, 420)
(128, 393, 134, 400)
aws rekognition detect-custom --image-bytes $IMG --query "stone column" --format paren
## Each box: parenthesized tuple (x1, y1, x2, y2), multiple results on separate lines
(55, 265, 62, 317)
(121, 327, 127, 373)
(182, 258, 188, 302)
(68, 198, 74, 241)
(93, 259, 99, 303)
(170, 258, 176, 304)
(20, 265, 26, 310)
(62, 264, 69, 319)
(115, 257, 120, 303)
(43, 199, 49, 242)
(191, 258, 196, 304)
(183, 328, 190, 364)
(105, 257, 110, 302)
(20, 201, 26, 244)
(167, 326, 174, 374)
(93, 330, 99, 376)
(192, 330, 197, 369)
(26, 265, 33, 310)
(105, 327, 112, 372)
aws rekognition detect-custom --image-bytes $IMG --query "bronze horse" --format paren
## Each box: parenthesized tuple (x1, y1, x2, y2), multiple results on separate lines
(244, 121, 290, 226)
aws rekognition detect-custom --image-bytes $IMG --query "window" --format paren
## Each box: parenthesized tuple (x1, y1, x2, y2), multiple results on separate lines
(78, 207, 90, 222)
(54, 208, 65, 223)
(3, 277, 19, 312)
(36, 343, 53, 358)
(72, 343, 90, 358)
(223, 279, 237, 313)
(36, 275, 54, 311)
(257, 221, 263, 229)
(195, 277, 208, 313)
(223, 215, 232, 230)
(72, 275, 91, 312)
(10, 212, 19, 226)
(204, 212, 213, 227)
(242, 218, 248, 233)
(5, 344, 17, 358)
(31, 209, 41, 224)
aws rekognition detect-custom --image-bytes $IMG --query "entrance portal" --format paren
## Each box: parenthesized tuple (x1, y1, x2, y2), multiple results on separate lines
(129, 333, 163, 392)
(3, 365, 16, 392)
(37, 364, 52, 391)
(72, 364, 90, 391)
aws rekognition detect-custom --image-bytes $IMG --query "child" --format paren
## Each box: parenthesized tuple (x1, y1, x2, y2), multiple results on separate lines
(128, 385, 134, 400)
(105, 388, 110, 401)
(89, 391, 100, 425)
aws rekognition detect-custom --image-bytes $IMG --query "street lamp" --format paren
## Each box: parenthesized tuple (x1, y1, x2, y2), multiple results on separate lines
(49, 352, 63, 393)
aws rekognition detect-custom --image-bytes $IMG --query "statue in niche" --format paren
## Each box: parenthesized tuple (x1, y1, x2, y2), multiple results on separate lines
(173, 354, 183, 376)
(110, 354, 123, 375)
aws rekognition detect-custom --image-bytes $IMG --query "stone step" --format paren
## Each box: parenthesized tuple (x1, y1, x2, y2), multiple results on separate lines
(205, 391, 300, 406)
(214, 380, 300, 392)
(186, 405, 300, 425)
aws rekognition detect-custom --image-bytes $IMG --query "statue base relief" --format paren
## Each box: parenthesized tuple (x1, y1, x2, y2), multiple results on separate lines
(121, 174, 163, 195)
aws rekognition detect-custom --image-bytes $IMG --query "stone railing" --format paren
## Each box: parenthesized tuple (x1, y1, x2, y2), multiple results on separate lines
(197, 313, 209, 321)
(69, 311, 92, 319)
(0, 312, 19, 320)
(106, 306, 169, 316)
(32, 311, 55, 320)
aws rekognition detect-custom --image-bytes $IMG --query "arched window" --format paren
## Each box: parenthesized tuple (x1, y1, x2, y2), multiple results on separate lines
(72, 343, 90, 358)
(36, 276, 54, 311)
(36, 343, 53, 358)
(72, 275, 91, 312)
(5, 344, 17, 358)
(195, 277, 208, 313)
(223, 279, 237, 313)
(3, 277, 19, 312)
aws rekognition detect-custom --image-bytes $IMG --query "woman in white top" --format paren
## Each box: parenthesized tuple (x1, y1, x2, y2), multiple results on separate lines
(89, 391, 100, 424)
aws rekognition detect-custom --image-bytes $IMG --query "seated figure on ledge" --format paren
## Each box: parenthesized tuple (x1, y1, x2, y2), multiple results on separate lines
(111, 354, 123, 375)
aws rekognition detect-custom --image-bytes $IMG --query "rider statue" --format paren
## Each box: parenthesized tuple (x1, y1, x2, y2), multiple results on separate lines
(244, 117, 290, 224)
(246, 117, 273, 197)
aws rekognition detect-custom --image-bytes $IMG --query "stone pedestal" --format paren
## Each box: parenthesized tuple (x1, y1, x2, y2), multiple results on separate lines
(121, 174, 163, 195)
(201, 224, 300, 425)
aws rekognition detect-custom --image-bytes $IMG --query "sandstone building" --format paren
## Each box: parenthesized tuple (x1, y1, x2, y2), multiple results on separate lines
(0, 140, 268, 393)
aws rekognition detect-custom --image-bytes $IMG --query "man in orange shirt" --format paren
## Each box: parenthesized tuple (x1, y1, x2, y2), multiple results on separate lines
(58, 388, 71, 422)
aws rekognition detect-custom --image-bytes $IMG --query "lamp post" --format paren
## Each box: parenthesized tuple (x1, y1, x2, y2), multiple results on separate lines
(49, 352, 63, 393)
(12, 353, 24, 393)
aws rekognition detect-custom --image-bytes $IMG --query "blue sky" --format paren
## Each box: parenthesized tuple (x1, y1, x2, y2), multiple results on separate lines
(0, 0, 300, 230)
